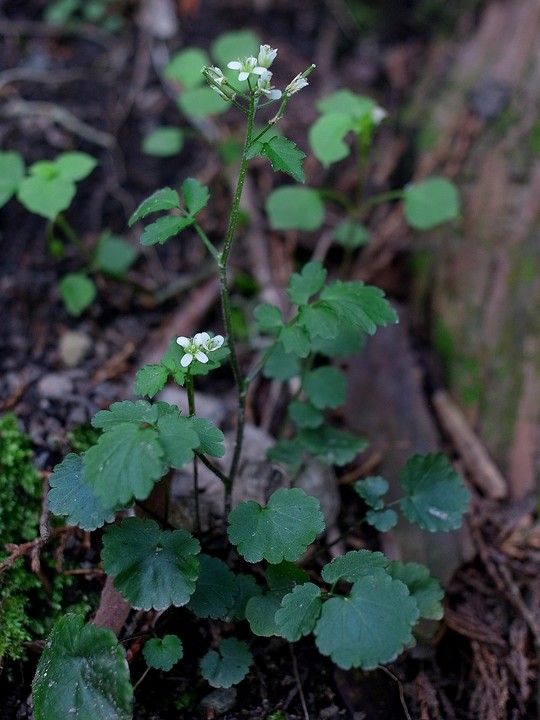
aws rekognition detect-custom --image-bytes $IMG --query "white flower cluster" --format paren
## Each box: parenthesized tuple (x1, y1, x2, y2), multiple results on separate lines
(176, 332, 225, 368)
(202, 44, 313, 103)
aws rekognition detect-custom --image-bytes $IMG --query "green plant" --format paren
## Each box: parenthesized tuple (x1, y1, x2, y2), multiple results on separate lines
(0, 150, 138, 315)
(31, 42, 469, 719)
(43, 0, 127, 33)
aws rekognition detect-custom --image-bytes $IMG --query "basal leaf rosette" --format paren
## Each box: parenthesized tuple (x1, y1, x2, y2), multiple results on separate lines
(102, 517, 200, 610)
(227, 487, 325, 564)
(32, 614, 132, 720)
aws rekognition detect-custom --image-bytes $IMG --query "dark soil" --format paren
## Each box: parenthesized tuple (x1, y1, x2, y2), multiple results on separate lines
(1, 1, 538, 719)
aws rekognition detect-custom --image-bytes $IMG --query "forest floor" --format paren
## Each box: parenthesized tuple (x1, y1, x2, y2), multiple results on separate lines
(0, 1, 539, 719)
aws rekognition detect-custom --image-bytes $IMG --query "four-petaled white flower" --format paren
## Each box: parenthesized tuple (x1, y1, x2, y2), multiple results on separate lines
(176, 332, 225, 368)
(202, 65, 235, 100)
(371, 105, 387, 125)
(227, 56, 267, 82)
(255, 71, 282, 100)
(285, 72, 310, 96)
(256, 44, 278, 69)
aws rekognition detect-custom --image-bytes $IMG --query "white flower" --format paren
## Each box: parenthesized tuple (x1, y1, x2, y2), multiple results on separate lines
(255, 70, 282, 100)
(371, 105, 387, 125)
(257, 44, 278, 69)
(227, 56, 266, 82)
(285, 72, 309, 96)
(176, 332, 225, 368)
(202, 65, 235, 100)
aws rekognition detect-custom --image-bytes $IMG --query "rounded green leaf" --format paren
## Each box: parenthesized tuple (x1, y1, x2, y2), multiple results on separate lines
(128, 187, 181, 226)
(164, 48, 209, 88)
(387, 561, 444, 620)
(245, 592, 283, 637)
(0, 151, 25, 206)
(17, 175, 75, 219)
(353, 475, 389, 510)
(178, 86, 228, 118)
(321, 549, 389, 585)
(297, 425, 367, 466)
(55, 152, 97, 181)
(399, 453, 471, 532)
(227, 487, 325, 564)
(366, 508, 398, 531)
(333, 218, 369, 248)
(59, 273, 97, 316)
(187, 555, 236, 619)
(289, 400, 324, 429)
(32, 614, 132, 720)
(303, 366, 347, 410)
(200, 637, 253, 689)
(316, 90, 375, 119)
(308, 113, 355, 166)
(143, 127, 185, 157)
(143, 634, 183, 671)
(314, 574, 419, 669)
(211, 30, 260, 69)
(93, 233, 137, 276)
(265, 187, 324, 231)
(102, 517, 200, 610)
(404, 178, 460, 230)
(275, 583, 322, 641)
(286, 260, 327, 306)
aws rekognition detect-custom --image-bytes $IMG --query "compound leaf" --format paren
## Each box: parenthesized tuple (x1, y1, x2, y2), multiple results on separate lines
(279, 325, 311, 358)
(297, 425, 367, 466)
(287, 260, 327, 306)
(140, 215, 193, 246)
(143, 635, 183, 671)
(289, 399, 324, 429)
(275, 583, 322, 641)
(187, 555, 236, 619)
(128, 187, 181, 226)
(47, 453, 116, 531)
(260, 135, 305, 183)
(399, 453, 471, 532)
(187, 417, 225, 457)
(32, 614, 132, 720)
(262, 343, 301, 381)
(319, 280, 398, 335)
(134, 364, 169, 398)
(321, 550, 389, 585)
(102, 517, 200, 610)
(228, 488, 325, 564)
(303, 366, 346, 409)
(254, 303, 283, 333)
(387, 561, 444, 621)
(314, 574, 419, 669)
(200, 638, 252, 689)
(181, 177, 209, 215)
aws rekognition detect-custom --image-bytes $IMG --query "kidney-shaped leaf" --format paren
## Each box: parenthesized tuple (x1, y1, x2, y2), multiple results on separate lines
(32, 614, 132, 720)
(275, 583, 322, 642)
(404, 177, 460, 230)
(314, 574, 419, 669)
(143, 634, 184, 671)
(387, 561, 444, 621)
(321, 549, 389, 585)
(200, 638, 253, 689)
(102, 517, 200, 610)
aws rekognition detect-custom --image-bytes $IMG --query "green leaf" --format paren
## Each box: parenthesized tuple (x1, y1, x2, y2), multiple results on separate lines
(275, 583, 322, 641)
(399, 453, 471, 532)
(211, 30, 260, 69)
(287, 260, 327, 306)
(181, 177, 210, 215)
(297, 304, 340, 341)
(308, 113, 355, 166)
(315, 574, 419, 669)
(316, 90, 375, 117)
(303, 366, 347, 409)
(93, 233, 137, 276)
(260, 136, 306, 183)
(353, 475, 389, 510)
(91, 399, 159, 429)
(143, 127, 184, 157)
(140, 215, 193, 246)
(387, 561, 444, 621)
(134, 364, 169, 398)
(128, 187, 181, 226)
(289, 400, 324, 429)
(297, 425, 367, 466)
(333, 218, 369, 248)
(102, 517, 200, 610)
(187, 555, 236, 619)
(0, 151, 25, 206)
(200, 638, 252, 689)
(262, 343, 301, 381)
(245, 592, 283, 637)
(178, 86, 228, 118)
(17, 175, 75, 219)
(266, 561, 309, 592)
(156, 408, 199, 468)
(143, 635, 183, 671)
(278, 325, 311, 358)
(32, 614, 132, 720)
(254, 303, 283, 333)
(47, 453, 116, 531)
(266, 186, 324, 231)
(310, 318, 364, 357)
(164, 48, 209, 88)
(404, 178, 460, 230)
(266, 438, 305, 468)
(59, 273, 96, 316)
(366, 508, 398, 531)
(228, 487, 325, 564)
(187, 417, 225, 457)
(226, 574, 262, 622)
(55, 152, 97, 181)
(321, 550, 389, 585)
(319, 280, 398, 334)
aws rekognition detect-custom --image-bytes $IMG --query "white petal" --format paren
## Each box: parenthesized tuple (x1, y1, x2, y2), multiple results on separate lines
(180, 353, 193, 367)
(212, 335, 225, 348)
(194, 332, 210, 345)
(227, 61, 242, 70)
(252, 66, 267, 75)
(195, 351, 209, 363)
(238, 71, 250, 81)
(176, 336, 190, 348)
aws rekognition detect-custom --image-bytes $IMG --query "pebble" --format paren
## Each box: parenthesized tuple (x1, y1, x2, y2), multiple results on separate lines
(59, 330, 92, 368)
(37, 373, 73, 400)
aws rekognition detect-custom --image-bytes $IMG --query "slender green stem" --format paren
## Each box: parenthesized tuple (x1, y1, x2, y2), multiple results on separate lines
(185, 373, 201, 533)
(55, 213, 89, 258)
(358, 189, 405, 215)
(192, 220, 220, 262)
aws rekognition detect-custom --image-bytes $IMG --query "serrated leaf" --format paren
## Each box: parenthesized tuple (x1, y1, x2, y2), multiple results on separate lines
(254, 303, 283, 333)
(32, 614, 132, 720)
(135, 364, 169, 398)
(366, 508, 398, 531)
(266, 438, 305, 468)
(289, 400, 324, 429)
(143, 127, 184, 157)
(404, 178, 460, 230)
(0, 151, 25, 206)
(92, 399, 159, 429)
(260, 135, 306, 183)
(310, 318, 364, 357)
(200, 638, 252, 689)
(128, 188, 181, 226)
(93, 233, 137, 276)
(297, 425, 367, 466)
(17, 175, 75, 220)
(315, 574, 419, 669)
(181, 177, 209, 215)
(143, 634, 183, 671)
(84, 423, 164, 506)
(228, 488, 325, 564)
(303, 366, 346, 409)
(262, 343, 301, 380)
(266, 186, 324, 231)
(275, 583, 322, 641)
(287, 260, 327, 306)
(102, 517, 200, 610)
(187, 417, 225, 457)
(55, 152, 97, 181)
(140, 215, 193, 246)
(319, 280, 398, 334)
(47, 453, 116, 531)
(321, 550, 389, 585)
(387, 561, 444, 621)
(297, 304, 340, 340)
(353, 475, 389, 510)
(59, 273, 96, 316)
(308, 113, 355, 166)
(187, 555, 236, 619)
(156, 408, 199, 468)
(278, 325, 311, 357)
(399, 453, 471, 532)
